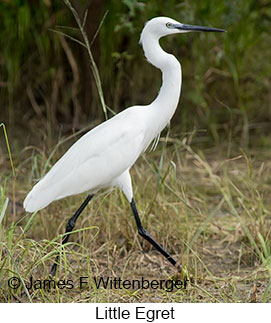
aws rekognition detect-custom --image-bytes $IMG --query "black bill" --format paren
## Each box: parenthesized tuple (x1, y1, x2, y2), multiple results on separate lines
(174, 23, 226, 32)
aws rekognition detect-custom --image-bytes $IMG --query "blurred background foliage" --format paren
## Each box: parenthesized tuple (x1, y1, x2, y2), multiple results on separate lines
(0, 0, 271, 148)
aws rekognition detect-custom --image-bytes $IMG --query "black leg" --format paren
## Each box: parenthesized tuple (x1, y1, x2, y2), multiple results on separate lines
(130, 198, 179, 267)
(50, 194, 94, 276)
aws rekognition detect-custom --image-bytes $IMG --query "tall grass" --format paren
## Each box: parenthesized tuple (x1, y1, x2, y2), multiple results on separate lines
(0, 0, 270, 144)
(1, 131, 271, 302)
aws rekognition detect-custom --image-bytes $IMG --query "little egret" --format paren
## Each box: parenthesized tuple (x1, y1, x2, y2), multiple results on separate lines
(24, 17, 225, 275)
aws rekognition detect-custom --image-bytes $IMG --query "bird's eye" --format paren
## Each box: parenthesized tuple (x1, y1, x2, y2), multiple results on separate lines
(166, 22, 172, 28)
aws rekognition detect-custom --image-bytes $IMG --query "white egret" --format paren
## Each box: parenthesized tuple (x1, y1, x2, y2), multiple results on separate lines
(24, 17, 225, 275)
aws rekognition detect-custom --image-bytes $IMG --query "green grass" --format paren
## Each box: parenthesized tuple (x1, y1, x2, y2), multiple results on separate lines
(0, 130, 271, 303)
(1, 0, 270, 140)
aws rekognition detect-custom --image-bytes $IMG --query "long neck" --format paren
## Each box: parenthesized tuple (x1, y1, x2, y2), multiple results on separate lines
(142, 36, 182, 134)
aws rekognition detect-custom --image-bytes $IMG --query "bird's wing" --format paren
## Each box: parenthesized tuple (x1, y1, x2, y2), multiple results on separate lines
(24, 106, 147, 212)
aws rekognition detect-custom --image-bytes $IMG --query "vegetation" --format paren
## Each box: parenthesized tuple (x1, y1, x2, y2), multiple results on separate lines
(0, 0, 271, 302)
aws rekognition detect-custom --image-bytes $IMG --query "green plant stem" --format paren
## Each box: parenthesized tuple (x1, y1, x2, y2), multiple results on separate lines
(0, 123, 15, 177)
(63, 0, 108, 120)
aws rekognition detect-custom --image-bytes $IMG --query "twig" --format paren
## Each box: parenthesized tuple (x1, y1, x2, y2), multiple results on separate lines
(48, 28, 86, 48)
(63, 0, 108, 120)
(59, 34, 81, 128)
(90, 10, 109, 48)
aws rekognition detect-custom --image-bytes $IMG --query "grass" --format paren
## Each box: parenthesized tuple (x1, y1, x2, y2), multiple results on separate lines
(0, 129, 271, 303)
(2, 1, 270, 137)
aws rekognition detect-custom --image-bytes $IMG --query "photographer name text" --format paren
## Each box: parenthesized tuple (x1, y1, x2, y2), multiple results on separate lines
(8, 276, 188, 292)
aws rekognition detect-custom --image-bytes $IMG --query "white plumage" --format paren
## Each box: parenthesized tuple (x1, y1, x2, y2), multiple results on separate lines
(24, 16, 225, 275)
(24, 16, 225, 213)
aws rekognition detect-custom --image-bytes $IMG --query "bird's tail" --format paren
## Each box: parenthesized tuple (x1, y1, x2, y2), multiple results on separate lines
(23, 180, 57, 213)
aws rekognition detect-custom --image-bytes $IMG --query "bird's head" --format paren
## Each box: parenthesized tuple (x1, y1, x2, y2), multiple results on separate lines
(140, 17, 225, 43)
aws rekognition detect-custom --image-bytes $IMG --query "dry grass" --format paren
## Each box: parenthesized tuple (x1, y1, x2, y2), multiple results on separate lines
(1, 132, 271, 303)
